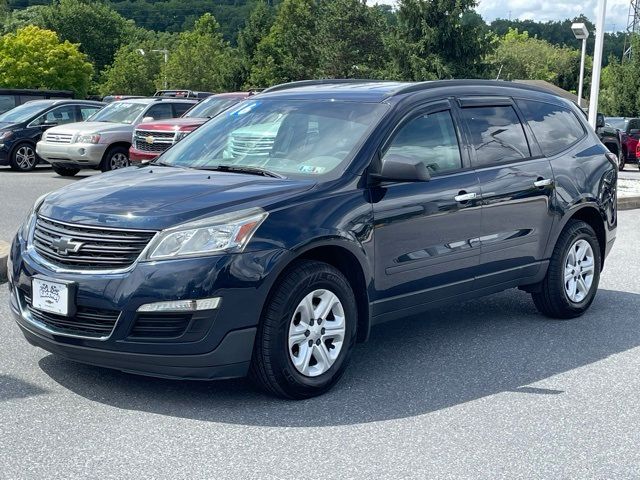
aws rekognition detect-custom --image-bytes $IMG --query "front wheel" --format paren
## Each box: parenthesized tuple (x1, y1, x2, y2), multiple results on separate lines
(531, 220, 601, 319)
(250, 260, 357, 399)
(9, 143, 37, 171)
(52, 165, 80, 177)
(100, 146, 130, 172)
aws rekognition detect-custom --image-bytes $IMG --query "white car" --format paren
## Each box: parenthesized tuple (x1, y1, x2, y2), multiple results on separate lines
(36, 98, 196, 176)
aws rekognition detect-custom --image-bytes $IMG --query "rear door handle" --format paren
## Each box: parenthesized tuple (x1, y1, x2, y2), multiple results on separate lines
(534, 178, 554, 188)
(454, 192, 477, 202)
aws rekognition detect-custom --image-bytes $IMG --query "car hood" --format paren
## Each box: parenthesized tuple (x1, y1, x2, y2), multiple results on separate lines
(137, 117, 207, 131)
(39, 166, 315, 230)
(45, 121, 133, 135)
(0, 122, 16, 129)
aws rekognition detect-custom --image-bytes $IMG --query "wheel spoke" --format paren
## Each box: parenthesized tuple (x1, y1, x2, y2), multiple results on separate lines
(292, 343, 313, 375)
(313, 343, 332, 371)
(576, 243, 587, 261)
(288, 331, 307, 349)
(314, 290, 338, 321)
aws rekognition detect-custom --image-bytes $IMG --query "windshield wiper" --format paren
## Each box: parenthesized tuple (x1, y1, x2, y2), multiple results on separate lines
(197, 165, 285, 179)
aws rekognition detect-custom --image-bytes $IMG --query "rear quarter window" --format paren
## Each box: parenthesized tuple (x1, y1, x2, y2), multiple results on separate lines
(516, 99, 585, 156)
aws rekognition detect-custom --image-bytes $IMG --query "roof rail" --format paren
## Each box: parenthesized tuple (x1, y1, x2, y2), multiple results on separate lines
(261, 79, 396, 94)
(386, 79, 565, 98)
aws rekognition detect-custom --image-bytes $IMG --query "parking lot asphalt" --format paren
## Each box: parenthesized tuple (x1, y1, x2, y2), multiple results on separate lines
(2, 167, 640, 479)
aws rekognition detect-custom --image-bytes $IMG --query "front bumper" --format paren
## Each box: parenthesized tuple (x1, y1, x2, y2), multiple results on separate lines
(0, 143, 9, 165)
(129, 146, 159, 163)
(36, 141, 108, 167)
(8, 235, 285, 380)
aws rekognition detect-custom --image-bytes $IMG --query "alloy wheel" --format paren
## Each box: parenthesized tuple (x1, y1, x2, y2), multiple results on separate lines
(110, 153, 129, 169)
(564, 238, 595, 303)
(288, 289, 346, 377)
(15, 145, 36, 170)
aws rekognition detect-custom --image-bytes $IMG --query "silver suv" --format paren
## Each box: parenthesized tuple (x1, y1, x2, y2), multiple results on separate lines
(36, 98, 196, 176)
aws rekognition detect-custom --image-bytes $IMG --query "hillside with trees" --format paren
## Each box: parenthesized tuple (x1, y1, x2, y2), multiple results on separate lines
(0, 0, 638, 115)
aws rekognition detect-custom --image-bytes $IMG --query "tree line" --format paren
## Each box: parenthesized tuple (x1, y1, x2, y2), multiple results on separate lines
(0, 0, 636, 116)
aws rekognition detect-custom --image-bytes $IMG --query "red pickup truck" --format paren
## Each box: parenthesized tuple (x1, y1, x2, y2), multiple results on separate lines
(129, 92, 252, 163)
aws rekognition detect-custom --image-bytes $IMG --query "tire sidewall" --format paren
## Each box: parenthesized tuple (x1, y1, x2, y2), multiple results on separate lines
(101, 146, 129, 172)
(618, 150, 625, 170)
(270, 269, 357, 395)
(559, 227, 601, 311)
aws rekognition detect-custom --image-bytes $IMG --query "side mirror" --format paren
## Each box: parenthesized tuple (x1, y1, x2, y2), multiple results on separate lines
(596, 113, 605, 129)
(372, 154, 431, 182)
(141, 116, 154, 123)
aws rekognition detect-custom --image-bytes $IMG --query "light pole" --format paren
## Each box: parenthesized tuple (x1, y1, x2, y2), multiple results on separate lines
(137, 48, 169, 90)
(571, 23, 589, 108)
(588, 0, 607, 127)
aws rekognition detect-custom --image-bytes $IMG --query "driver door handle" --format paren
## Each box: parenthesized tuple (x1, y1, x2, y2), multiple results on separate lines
(533, 178, 554, 188)
(454, 192, 477, 202)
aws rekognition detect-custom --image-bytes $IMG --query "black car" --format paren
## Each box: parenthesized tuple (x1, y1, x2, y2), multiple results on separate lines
(8, 80, 617, 399)
(0, 99, 104, 171)
(595, 113, 624, 169)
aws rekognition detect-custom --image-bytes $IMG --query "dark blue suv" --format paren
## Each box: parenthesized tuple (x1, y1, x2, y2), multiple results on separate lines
(8, 80, 617, 398)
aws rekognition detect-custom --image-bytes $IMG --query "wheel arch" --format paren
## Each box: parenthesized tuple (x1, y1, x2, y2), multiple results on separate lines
(262, 240, 372, 343)
(553, 205, 607, 267)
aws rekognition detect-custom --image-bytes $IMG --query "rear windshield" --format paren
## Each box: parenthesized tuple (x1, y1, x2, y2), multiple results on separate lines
(157, 99, 388, 178)
(87, 101, 146, 124)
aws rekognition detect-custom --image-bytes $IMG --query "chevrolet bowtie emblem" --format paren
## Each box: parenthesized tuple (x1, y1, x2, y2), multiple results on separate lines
(51, 236, 83, 255)
(145, 136, 154, 144)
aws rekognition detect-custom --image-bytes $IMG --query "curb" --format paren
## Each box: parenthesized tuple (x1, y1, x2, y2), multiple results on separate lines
(618, 196, 640, 210)
(0, 240, 8, 283)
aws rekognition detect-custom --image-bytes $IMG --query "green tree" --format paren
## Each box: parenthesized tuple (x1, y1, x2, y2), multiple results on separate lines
(99, 42, 162, 95)
(488, 29, 585, 93)
(162, 13, 237, 91)
(386, 0, 494, 80)
(600, 36, 640, 116)
(237, 1, 275, 87)
(249, 0, 319, 87)
(38, 0, 136, 72)
(316, 0, 388, 78)
(0, 25, 93, 96)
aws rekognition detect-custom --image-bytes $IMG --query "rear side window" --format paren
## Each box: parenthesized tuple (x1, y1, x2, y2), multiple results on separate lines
(461, 106, 530, 166)
(383, 110, 462, 174)
(173, 103, 192, 117)
(146, 103, 173, 120)
(516, 99, 585, 156)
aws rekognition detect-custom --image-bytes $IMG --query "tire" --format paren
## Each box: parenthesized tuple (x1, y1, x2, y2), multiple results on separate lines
(52, 165, 80, 177)
(100, 146, 130, 172)
(9, 143, 37, 172)
(618, 149, 626, 171)
(249, 260, 357, 399)
(531, 220, 601, 319)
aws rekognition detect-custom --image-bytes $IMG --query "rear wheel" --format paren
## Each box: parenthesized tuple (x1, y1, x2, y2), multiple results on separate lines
(100, 146, 129, 172)
(9, 143, 37, 171)
(52, 165, 80, 177)
(531, 220, 601, 319)
(618, 149, 626, 170)
(250, 260, 357, 399)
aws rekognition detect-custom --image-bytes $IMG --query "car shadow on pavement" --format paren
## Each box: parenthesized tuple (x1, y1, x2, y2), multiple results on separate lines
(0, 374, 48, 401)
(37, 288, 640, 427)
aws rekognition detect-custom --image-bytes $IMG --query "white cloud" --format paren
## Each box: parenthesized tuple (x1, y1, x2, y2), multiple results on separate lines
(374, 0, 631, 32)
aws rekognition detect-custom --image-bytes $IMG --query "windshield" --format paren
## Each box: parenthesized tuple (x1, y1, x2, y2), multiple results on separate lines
(606, 117, 627, 130)
(157, 99, 387, 178)
(185, 97, 242, 119)
(87, 101, 146, 124)
(0, 102, 48, 123)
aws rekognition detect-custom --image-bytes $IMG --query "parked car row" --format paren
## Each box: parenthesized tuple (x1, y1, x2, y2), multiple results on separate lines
(0, 90, 254, 175)
(605, 116, 640, 170)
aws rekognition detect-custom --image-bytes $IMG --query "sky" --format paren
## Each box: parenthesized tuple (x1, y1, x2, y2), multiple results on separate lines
(376, 0, 632, 32)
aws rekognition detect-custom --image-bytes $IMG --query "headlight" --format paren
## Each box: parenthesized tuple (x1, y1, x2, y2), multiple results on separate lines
(21, 193, 48, 241)
(174, 130, 191, 142)
(76, 134, 101, 144)
(143, 207, 268, 260)
(0, 130, 13, 140)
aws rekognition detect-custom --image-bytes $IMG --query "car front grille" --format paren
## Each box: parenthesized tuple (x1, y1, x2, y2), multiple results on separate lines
(22, 291, 120, 338)
(133, 129, 176, 153)
(32, 216, 156, 271)
(44, 133, 74, 144)
(228, 134, 276, 158)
